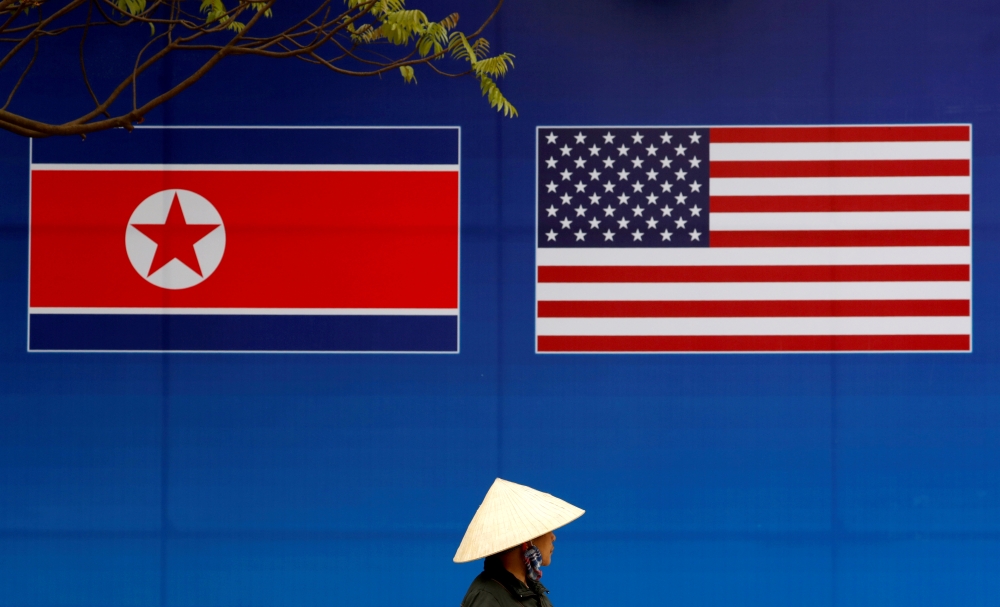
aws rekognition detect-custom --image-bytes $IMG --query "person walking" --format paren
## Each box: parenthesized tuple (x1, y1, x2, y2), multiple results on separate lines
(454, 478, 584, 607)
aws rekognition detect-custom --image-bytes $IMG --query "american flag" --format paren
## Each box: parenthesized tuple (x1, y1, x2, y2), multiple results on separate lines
(535, 125, 972, 353)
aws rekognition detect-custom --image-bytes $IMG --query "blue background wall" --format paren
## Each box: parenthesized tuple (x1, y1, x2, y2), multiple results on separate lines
(2, 0, 999, 605)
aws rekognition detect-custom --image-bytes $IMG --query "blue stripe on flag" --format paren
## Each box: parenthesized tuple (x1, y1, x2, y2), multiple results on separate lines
(29, 314, 458, 352)
(32, 127, 459, 166)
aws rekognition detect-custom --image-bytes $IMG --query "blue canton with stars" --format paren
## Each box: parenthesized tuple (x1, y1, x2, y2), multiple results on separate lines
(538, 127, 709, 248)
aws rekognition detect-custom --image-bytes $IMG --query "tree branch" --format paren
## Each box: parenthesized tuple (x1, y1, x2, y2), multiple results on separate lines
(0, 0, 515, 137)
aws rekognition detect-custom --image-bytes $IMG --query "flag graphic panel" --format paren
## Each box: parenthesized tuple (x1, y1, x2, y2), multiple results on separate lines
(536, 125, 972, 353)
(29, 127, 460, 353)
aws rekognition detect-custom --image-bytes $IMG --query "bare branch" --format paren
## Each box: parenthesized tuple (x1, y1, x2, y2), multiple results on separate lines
(0, 0, 87, 73)
(2, 24, 37, 110)
(79, 1, 109, 118)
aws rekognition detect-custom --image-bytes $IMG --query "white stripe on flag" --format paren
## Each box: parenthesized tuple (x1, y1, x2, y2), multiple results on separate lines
(537, 281, 971, 302)
(709, 176, 971, 196)
(536, 316, 971, 336)
(708, 141, 971, 161)
(536, 247, 972, 267)
(710, 211, 971, 231)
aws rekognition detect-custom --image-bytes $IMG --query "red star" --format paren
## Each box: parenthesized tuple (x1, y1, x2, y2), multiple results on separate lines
(131, 194, 220, 277)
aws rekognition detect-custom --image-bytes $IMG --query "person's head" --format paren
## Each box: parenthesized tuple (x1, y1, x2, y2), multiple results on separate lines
(487, 531, 557, 565)
(453, 478, 584, 567)
(483, 530, 557, 582)
(530, 531, 556, 566)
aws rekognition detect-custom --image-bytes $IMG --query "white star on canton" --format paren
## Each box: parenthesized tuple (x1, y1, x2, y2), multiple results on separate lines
(542, 129, 711, 248)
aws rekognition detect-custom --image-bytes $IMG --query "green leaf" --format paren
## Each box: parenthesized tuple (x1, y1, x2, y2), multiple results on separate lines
(399, 65, 416, 83)
(381, 9, 429, 45)
(478, 74, 517, 117)
(473, 53, 514, 78)
(448, 32, 478, 66)
(416, 22, 449, 57)
(116, 0, 147, 16)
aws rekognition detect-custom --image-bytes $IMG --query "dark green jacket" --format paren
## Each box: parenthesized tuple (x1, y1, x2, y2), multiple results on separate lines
(460, 560, 554, 607)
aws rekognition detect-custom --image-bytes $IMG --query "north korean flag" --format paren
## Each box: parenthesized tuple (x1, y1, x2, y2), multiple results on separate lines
(28, 127, 460, 352)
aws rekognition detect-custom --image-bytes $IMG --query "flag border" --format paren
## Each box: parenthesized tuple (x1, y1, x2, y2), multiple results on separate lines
(533, 123, 974, 355)
(26, 125, 462, 355)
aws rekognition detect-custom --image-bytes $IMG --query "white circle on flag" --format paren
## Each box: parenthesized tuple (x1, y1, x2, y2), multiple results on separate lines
(125, 189, 226, 290)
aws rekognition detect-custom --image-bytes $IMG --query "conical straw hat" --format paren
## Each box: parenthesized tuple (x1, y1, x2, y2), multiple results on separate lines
(453, 478, 584, 563)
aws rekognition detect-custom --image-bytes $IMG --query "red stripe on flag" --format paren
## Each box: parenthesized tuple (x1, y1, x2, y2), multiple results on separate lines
(711, 230, 969, 248)
(538, 265, 969, 283)
(710, 159, 969, 178)
(538, 334, 971, 352)
(30, 170, 459, 308)
(537, 300, 971, 318)
(710, 195, 970, 213)
(710, 126, 970, 143)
